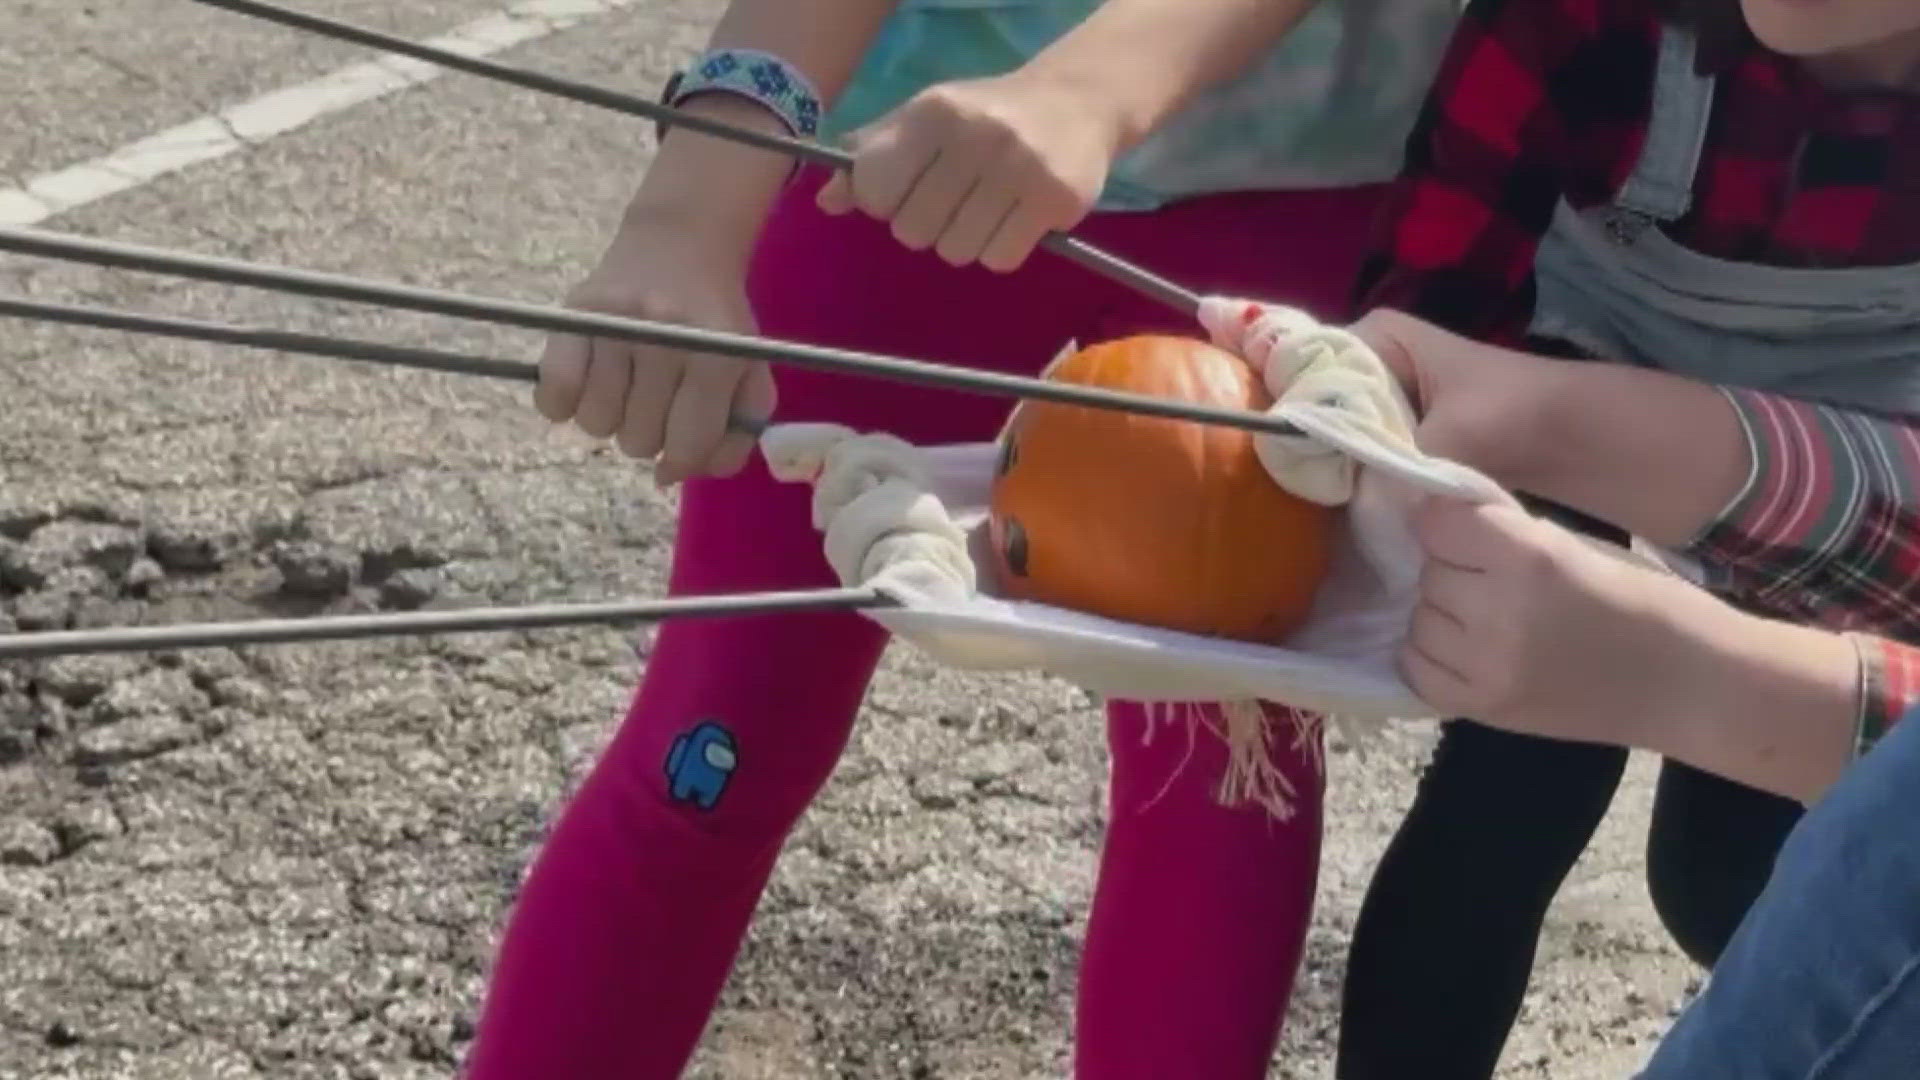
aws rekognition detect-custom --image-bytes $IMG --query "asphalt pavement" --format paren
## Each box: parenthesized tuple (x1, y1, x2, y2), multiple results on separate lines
(0, 3, 1697, 1076)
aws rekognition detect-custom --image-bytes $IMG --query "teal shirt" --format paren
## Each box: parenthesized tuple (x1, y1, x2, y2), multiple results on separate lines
(825, 0, 1465, 212)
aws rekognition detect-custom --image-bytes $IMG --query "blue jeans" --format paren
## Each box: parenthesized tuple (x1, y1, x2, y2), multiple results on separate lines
(1638, 710, 1920, 1079)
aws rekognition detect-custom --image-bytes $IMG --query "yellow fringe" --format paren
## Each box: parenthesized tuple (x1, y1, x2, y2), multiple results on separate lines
(1142, 699, 1327, 821)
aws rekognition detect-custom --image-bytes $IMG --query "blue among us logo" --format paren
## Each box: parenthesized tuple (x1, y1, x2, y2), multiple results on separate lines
(664, 721, 738, 811)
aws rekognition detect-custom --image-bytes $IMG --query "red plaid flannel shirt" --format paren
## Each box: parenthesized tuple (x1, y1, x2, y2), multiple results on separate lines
(1351, 0, 1920, 752)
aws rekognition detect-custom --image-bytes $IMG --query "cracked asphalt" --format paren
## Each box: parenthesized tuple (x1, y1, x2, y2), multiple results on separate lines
(3, 3, 1700, 1077)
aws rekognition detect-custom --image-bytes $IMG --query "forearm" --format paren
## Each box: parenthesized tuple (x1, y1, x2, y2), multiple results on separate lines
(1639, 601, 1862, 805)
(1510, 358, 1751, 548)
(1023, 0, 1321, 153)
(1512, 362, 1920, 639)
(626, 0, 899, 251)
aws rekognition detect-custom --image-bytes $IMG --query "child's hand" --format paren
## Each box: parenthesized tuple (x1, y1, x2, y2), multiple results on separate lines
(816, 69, 1120, 272)
(534, 208, 774, 486)
(1200, 299, 1563, 506)
(1344, 309, 1566, 490)
(1398, 496, 1719, 744)
(1198, 297, 1422, 506)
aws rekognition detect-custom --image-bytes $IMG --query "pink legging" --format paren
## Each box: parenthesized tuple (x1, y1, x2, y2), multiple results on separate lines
(465, 172, 1387, 1079)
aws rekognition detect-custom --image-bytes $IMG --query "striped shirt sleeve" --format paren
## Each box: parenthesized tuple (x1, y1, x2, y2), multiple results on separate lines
(1685, 387, 1920, 640)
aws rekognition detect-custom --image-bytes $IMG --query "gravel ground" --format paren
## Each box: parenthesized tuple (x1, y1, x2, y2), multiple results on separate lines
(2, 3, 1699, 1076)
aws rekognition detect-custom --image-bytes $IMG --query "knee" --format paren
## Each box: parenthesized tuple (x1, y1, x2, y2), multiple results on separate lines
(587, 631, 883, 851)
(638, 709, 853, 849)
(621, 616, 878, 842)
(1645, 852, 1738, 968)
(1645, 803, 1758, 967)
(1646, 765, 1802, 968)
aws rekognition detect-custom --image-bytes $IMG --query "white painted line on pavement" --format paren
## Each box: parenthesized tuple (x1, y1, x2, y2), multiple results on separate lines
(0, 0, 645, 228)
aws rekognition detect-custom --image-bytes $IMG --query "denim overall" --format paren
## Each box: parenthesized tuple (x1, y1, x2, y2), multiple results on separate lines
(1527, 25, 1920, 583)
(1635, 706, 1920, 1080)
(1529, 29, 1920, 1077)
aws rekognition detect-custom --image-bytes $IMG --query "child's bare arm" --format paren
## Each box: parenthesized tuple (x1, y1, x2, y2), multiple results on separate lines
(1401, 497, 1890, 806)
(1026, 0, 1325, 154)
(819, 0, 1327, 271)
(624, 0, 901, 256)
(1352, 311, 1920, 648)
(536, 0, 898, 479)
(1492, 357, 1920, 646)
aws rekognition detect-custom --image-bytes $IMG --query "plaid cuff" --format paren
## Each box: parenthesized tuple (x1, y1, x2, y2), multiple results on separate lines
(1849, 634, 1920, 761)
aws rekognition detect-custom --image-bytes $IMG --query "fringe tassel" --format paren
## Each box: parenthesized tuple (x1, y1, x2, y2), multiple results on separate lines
(1142, 699, 1329, 821)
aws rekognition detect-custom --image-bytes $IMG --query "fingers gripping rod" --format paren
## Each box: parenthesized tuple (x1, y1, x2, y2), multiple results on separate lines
(0, 231, 1297, 659)
(0, 1, 1257, 658)
(0, 226, 1303, 440)
(187, 0, 1201, 316)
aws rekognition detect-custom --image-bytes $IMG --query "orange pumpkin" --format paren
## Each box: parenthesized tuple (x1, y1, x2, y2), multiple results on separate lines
(987, 334, 1334, 643)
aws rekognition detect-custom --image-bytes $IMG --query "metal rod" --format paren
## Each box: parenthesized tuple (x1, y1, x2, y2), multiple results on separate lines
(0, 587, 891, 660)
(0, 294, 536, 381)
(0, 226, 1302, 438)
(195, 0, 845, 168)
(186, 0, 1200, 316)
(0, 294, 766, 435)
(1036, 235, 1198, 316)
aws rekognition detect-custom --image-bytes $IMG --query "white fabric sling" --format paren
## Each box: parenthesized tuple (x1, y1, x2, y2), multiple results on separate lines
(760, 299, 1519, 811)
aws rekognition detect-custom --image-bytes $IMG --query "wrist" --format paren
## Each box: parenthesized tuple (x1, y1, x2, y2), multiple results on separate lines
(1655, 600, 1860, 800)
(1016, 48, 1151, 156)
(1510, 359, 1751, 545)
(627, 94, 797, 253)
(1019, 0, 1315, 156)
(1642, 594, 1769, 751)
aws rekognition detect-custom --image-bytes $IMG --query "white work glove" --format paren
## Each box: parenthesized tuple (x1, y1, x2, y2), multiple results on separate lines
(760, 423, 976, 603)
(1198, 297, 1421, 507)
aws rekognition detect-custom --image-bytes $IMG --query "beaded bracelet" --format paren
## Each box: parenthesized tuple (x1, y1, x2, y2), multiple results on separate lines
(657, 47, 824, 146)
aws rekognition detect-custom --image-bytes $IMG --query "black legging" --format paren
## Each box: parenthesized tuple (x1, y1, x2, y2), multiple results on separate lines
(1335, 723, 1804, 1079)
(1334, 499, 1807, 1079)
